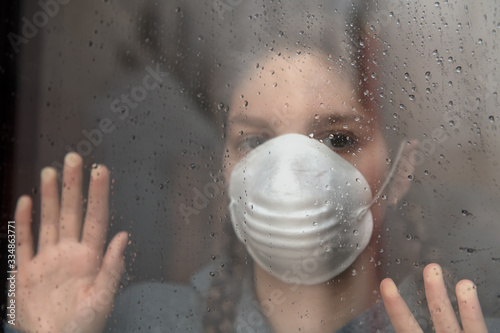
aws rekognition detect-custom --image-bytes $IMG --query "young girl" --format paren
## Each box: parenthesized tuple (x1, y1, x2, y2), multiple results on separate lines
(8, 7, 491, 333)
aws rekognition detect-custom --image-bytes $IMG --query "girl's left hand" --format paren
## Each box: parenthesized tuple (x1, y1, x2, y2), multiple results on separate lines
(380, 263, 488, 333)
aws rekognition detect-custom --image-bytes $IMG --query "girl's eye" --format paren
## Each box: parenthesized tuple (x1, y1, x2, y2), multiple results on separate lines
(323, 132, 357, 150)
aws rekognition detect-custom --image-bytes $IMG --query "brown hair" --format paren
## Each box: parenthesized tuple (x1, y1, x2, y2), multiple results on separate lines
(202, 218, 250, 333)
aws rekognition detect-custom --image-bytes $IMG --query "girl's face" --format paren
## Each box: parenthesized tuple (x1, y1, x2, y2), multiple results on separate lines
(224, 52, 390, 227)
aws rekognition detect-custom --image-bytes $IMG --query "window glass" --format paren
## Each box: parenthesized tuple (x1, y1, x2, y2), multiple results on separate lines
(3, 1, 499, 332)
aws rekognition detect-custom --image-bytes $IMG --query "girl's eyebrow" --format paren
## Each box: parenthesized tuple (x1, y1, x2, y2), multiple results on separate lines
(227, 113, 366, 133)
(322, 112, 365, 124)
(227, 114, 273, 129)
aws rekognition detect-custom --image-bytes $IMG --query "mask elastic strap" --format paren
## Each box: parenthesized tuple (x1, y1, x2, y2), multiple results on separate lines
(357, 140, 406, 218)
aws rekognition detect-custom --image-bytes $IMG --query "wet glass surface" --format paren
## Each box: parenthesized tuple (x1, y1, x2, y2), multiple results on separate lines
(2, 1, 499, 332)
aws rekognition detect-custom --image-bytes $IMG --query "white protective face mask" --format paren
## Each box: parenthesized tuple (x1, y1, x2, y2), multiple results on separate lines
(228, 133, 403, 285)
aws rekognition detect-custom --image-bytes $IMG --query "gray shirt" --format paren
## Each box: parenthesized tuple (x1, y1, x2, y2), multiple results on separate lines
(102, 267, 500, 332)
(104, 269, 393, 332)
(5, 269, 500, 332)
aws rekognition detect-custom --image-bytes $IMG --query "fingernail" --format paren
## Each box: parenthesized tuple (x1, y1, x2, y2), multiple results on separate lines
(41, 167, 57, 181)
(17, 195, 30, 208)
(65, 152, 82, 168)
(91, 163, 108, 177)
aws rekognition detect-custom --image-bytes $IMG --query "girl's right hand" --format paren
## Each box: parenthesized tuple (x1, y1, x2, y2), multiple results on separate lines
(10, 153, 128, 333)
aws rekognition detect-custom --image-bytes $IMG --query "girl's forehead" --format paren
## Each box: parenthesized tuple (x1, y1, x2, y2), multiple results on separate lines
(240, 52, 348, 84)
(228, 52, 365, 123)
(235, 52, 355, 98)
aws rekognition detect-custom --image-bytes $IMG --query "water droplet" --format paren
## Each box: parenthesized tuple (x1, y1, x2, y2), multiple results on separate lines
(455, 66, 462, 73)
(459, 247, 477, 254)
(461, 209, 473, 217)
(489, 115, 495, 123)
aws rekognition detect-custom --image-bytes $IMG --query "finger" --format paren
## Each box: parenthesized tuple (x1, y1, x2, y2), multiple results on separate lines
(38, 167, 60, 252)
(456, 280, 488, 333)
(15, 196, 34, 264)
(82, 164, 110, 252)
(93, 232, 128, 300)
(423, 263, 461, 333)
(380, 278, 424, 333)
(59, 153, 83, 240)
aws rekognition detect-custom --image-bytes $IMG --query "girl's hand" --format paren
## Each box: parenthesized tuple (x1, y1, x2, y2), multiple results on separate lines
(11, 153, 128, 333)
(381, 263, 488, 333)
